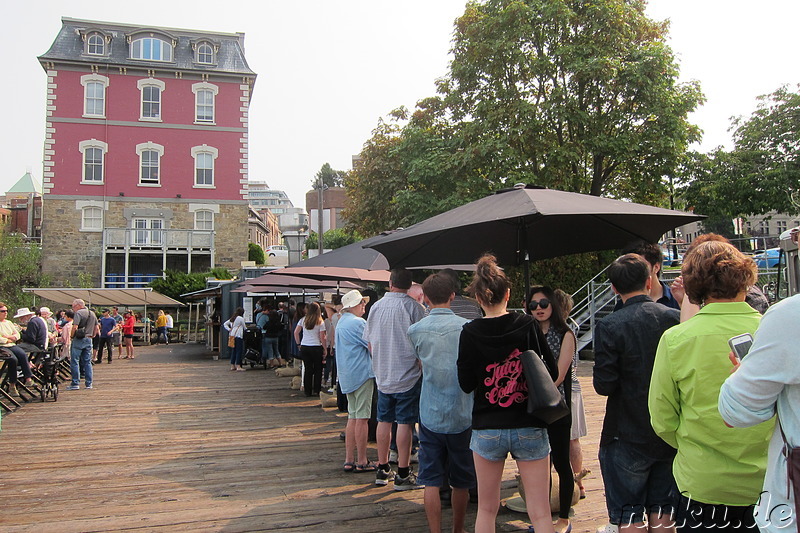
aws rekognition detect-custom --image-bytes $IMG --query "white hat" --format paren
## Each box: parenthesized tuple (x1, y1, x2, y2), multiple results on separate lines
(39, 307, 52, 316)
(341, 290, 369, 310)
(13, 307, 34, 319)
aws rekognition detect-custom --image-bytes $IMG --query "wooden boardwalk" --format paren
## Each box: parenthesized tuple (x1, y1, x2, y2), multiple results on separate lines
(0, 343, 608, 533)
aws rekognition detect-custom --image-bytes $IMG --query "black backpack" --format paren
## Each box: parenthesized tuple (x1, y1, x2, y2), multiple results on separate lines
(264, 311, 285, 337)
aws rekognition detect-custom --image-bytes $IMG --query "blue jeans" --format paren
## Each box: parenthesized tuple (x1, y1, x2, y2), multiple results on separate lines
(598, 439, 678, 525)
(261, 336, 280, 361)
(229, 337, 244, 366)
(70, 337, 93, 387)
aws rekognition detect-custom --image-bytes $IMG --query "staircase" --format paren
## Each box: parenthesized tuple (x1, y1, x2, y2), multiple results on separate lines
(570, 267, 681, 353)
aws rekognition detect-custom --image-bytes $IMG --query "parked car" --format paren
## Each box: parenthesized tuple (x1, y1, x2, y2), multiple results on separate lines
(265, 245, 288, 258)
(753, 247, 780, 268)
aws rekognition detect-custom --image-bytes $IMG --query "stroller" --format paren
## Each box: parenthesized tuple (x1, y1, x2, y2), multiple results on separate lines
(242, 325, 266, 369)
(36, 344, 65, 402)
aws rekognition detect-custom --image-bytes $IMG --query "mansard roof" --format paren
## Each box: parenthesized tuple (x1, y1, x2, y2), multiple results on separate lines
(38, 17, 256, 77)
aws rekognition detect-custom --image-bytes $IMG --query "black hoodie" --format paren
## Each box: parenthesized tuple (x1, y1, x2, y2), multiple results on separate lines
(458, 312, 557, 430)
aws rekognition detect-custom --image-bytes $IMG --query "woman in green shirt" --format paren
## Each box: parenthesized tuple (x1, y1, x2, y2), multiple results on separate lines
(649, 241, 774, 532)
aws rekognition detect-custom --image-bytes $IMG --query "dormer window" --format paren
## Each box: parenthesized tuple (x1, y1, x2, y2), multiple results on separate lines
(79, 29, 111, 57)
(197, 43, 213, 64)
(131, 37, 173, 62)
(87, 34, 105, 55)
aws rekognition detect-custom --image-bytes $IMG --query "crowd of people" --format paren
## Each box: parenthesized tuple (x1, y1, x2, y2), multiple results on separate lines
(0, 302, 173, 394)
(234, 236, 796, 533)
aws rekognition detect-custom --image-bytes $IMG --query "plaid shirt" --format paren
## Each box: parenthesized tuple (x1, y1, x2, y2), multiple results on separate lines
(364, 292, 424, 394)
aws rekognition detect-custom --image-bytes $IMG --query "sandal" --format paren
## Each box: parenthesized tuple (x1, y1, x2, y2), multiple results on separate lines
(343, 462, 356, 473)
(354, 462, 378, 473)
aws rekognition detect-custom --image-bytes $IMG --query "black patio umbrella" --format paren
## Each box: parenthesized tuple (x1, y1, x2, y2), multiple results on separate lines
(366, 185, 704, 271)
(276, 234, 475, 284)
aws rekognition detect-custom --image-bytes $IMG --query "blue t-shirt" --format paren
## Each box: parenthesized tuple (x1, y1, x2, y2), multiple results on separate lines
(99, 316, 117, 338)
(335, 311, 373, 394)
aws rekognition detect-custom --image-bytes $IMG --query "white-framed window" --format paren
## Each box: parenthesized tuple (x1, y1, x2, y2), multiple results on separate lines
(191, 82, 218, 124)
(78, 139, 108, 184)
(194, 209, 214, 230)
(197, 43, 214, 64)
(81, 206, 103, 231)
(191, 145, 218, 188)
(135, 142, 164, 186)
(137, 78, 165, 121)
(80, 74, 109, 118)
(131, 37, 173, 62)
(133, 218, 164, 246)
(87, 34, 105, 55)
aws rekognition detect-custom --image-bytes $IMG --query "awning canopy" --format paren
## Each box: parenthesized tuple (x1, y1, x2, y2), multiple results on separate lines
(23, 288, 185, 307)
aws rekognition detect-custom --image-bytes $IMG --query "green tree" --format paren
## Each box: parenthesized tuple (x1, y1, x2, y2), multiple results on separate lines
(248, 242, 266, 265)
(305, 228, 362, 252)
(150, 268, 232, 303)
(0, 230, 44, 310)
(311, 162, 346, 189)
(679, 85, 800, 231)
(443, 0, 703, 200)
(346, 0, 703, 236)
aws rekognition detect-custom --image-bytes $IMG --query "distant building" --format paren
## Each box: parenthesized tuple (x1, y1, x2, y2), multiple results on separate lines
(3, 172, 43, 241)
(305, 186, 347, 234)
(38, 17, 256, 287)
(676, 211, 800, 250)
(248, 207, 282, 253)
(247, 181, 294, 217)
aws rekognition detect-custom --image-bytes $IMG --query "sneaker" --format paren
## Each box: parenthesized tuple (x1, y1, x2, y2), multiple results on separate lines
(375, 467, 395, 486)
(66, 385, 80, 391)
(7, 384, 18, 396)
(596, 524, 619, 533)
(388, 450, 398, 464)
(86, 384, 93, 389)
(394, 471, 424, 491)
(410, 450, 419, 464)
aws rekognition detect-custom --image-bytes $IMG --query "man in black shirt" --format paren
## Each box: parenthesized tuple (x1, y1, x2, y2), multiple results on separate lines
(593, 254, 680, 533)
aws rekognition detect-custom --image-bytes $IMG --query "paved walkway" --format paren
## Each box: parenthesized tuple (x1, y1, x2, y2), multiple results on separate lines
(0, 343, 608, 532)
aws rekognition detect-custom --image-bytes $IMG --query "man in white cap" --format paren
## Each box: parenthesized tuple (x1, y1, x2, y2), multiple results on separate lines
(335, 289, 376, 473)
(16, 307, 47, 351)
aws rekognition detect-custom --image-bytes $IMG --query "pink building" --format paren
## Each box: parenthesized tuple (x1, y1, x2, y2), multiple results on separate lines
(38, 17, 256, 287)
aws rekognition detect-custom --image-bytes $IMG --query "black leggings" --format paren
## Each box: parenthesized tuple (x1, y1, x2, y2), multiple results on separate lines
(300, 345, 324, 396)
(548, 417, 574, 519)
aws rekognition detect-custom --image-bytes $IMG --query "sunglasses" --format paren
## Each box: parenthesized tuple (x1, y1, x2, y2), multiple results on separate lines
(0, 309, 7, 313)
(528, 298, 550, 311)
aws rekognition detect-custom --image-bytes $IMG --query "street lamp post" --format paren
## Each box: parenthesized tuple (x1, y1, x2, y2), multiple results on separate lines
(317, 175, 324, 255)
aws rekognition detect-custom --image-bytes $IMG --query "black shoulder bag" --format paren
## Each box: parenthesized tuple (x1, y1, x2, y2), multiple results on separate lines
(519, 327, 569, 424)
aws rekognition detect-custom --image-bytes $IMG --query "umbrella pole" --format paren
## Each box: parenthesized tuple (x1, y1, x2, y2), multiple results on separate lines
(524, 253, 530, 303)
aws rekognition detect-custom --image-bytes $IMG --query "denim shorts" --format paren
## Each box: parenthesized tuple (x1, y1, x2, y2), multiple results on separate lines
(599, 439, 678, 525)
(417, 424, 476, 489)
(377, 379, 421, 425)
(470, 427, 550, 462)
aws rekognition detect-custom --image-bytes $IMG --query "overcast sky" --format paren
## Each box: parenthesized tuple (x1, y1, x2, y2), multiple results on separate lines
(4, 0, 799, 209)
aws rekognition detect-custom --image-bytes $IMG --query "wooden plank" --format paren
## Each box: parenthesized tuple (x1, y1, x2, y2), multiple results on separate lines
(0, 344, 609, 533)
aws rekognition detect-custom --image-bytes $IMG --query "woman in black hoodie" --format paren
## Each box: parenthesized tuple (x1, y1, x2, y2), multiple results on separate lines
(458, 254, 557, 533)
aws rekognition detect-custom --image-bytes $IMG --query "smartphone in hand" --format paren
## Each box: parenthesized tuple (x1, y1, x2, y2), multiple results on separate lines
(728, 333, 754, 362)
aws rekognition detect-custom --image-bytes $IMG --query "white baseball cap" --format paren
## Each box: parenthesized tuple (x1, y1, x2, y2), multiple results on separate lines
(341, 290, 369, 310)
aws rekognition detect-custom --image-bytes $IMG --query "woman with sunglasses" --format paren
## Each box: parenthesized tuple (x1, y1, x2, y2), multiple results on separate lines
(528, 286, 576, 533)
(458, 254, 556, 533)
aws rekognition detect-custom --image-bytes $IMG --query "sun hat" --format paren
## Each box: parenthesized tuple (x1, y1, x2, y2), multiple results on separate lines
(39, 307, 52, 316)
(341, 290, 369, 310)
(13, 307, 35, 319)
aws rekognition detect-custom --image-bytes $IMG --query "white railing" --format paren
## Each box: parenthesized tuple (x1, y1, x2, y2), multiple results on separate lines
(103, 228, 213, 249)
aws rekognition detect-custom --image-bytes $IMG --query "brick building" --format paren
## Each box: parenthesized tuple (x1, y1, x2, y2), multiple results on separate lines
(38, 17, 256, 287)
